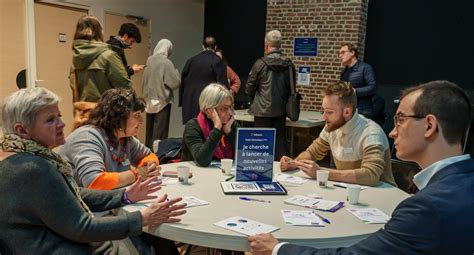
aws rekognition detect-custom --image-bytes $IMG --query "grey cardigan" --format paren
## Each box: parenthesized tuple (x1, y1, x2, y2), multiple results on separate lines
(0, 153, 142, 254)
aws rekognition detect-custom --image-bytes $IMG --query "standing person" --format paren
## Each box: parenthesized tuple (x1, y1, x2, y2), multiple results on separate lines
(339, 43, 382, 122)
(245, 30, 294, 160)
(248, 80, 474, 255)
(70, 15, 132, 129)
(0, 87, 186, 255)
(216, 48, 241, 96)
(142, 39, 181, 148)
(106, 23, 145, 78)
(179, 36, 228, 124)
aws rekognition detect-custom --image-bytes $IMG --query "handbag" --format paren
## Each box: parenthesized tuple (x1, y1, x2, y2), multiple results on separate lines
(286, 64, 302, 121)
(71, 69, 96, 130)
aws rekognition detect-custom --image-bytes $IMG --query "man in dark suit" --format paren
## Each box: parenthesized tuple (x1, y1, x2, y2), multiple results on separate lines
(248, 80, 474, 255)
(179, 36, 228, 124)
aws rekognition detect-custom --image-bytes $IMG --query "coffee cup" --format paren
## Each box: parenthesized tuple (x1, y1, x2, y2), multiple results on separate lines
(316, 170, 329, 187)
(221, 159, 233, 175)
(347, 184, 361, 204)
(177, 166, 190, 184)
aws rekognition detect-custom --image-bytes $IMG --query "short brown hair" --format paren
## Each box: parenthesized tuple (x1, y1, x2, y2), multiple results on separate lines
(400, 80, 472, 145)
(324, 81, 357, 110)
(73, 15, 104, 42)
(340, 42, 358, 58)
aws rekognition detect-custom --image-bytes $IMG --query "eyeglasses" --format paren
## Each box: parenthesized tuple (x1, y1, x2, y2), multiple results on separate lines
(216, 105, 234, 113)
(393, 113, 425, 128)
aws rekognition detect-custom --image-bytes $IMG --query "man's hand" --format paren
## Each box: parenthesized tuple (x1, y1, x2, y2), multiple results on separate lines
(295, 159, 321, 178)
(125, 177, 161, 203)
(280, 156, 297, 171)
(132, 64, 145, 74)
(140, 194, 187, 227)
(248, 233, 279, 255)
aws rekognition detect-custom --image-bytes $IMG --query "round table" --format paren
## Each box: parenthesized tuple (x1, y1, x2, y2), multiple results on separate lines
(122, 161, 409, 251)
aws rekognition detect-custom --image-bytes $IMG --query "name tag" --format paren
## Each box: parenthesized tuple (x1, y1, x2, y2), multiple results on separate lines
(343, 147, 354, 154)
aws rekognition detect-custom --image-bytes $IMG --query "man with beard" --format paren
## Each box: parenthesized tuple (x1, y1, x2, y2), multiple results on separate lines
(249, 80, 474, 255)
(280, 81, 395, 186)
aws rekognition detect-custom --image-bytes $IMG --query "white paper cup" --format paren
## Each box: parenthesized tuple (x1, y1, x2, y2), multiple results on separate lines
(177, 166, 190, 184)
(221, 159, 233, 175)
(347, 184, 361, 204)
(316, 170, 329, 187)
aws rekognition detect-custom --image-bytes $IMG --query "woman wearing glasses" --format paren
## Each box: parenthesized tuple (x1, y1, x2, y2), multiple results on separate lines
(181, 83, 238, 167)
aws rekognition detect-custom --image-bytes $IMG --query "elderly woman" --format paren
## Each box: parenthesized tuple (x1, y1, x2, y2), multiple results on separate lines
(70, 15, 132, 129)
(0, 87, 186, 254)
(182, 83, 237, 167)
(60, 88, 160, 190)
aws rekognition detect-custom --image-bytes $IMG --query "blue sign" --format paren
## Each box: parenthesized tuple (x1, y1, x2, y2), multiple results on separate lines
(298, 66, 311, 74)
(293, 37, 318, 57)
(235, 128, 275, 182)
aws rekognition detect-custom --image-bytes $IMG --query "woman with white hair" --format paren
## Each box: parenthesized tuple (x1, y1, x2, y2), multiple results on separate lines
(181, 83, 237, 167)
(142, 39, 181, 148)
(0, 87, 186, 254)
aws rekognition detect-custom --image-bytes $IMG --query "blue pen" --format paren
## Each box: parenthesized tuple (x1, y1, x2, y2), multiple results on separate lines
(239, 197, 271, 203)
(313, 211, 331, 224)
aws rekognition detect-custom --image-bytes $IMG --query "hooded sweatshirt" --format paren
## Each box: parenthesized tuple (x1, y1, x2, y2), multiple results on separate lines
(70, 39, 132, 103)
(142, 39, 181, 113)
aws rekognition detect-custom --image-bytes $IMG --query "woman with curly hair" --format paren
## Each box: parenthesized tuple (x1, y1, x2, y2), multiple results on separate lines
(60, 88, 159, 190)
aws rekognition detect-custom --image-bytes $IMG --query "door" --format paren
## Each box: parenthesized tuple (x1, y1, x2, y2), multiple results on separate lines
(104, 12, 150, 143)
(34, 2, 87, 136)
(0, 0, 26, 103)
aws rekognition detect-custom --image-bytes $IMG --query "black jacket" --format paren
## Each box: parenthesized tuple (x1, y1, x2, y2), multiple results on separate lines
(179, 50, 228, 124)
(106, 36, 134, 78)
(245, 50, 294, 117)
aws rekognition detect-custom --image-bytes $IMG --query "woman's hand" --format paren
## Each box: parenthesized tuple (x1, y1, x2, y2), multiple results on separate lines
(125, 176, 162, 203)
(136, 162, 161, 180)
(206, 108, 222, 130)
(140, 194, 187, 227)
(223, 115, 234, 135)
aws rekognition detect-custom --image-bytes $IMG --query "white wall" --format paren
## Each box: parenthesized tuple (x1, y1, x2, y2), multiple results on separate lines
(39, 0, 206, 137)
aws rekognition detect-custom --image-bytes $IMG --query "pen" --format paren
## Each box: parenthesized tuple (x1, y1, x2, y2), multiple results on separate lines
(333, 184, 347, 189)
(313, 211, 331, 224)
(225, 175, 234, 182)
(239, 197, 271, 203)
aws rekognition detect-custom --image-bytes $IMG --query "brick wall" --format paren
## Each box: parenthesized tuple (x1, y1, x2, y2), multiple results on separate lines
(266, 0, 369, 111)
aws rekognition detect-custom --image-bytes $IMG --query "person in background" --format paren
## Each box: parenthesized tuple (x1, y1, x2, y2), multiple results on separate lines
(245, 30, 294, 160)
(70, 15, 132, 129)
(179, 36, 228, 124)
(339, 42, 384, 124)
(107, 22, 145, 78)
(142, 39, 181, 149)
(280, 81, 395, 186)
(181, 83, 237, 167)
(249, 80, 474, 255)
(0, 87, 186, 254)
(216, 48, 241, 96)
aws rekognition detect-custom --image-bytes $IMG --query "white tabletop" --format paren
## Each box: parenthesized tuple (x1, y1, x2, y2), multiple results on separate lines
(234, 109, 325, 128)
(122, 161, 409, 251)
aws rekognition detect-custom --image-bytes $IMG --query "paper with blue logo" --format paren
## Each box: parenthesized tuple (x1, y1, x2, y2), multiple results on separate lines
(235, 128, 275, 181)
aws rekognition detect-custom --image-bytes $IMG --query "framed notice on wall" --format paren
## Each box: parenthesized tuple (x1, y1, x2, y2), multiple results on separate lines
(293, 37, 318, 57)
(235, 128, 275, 182)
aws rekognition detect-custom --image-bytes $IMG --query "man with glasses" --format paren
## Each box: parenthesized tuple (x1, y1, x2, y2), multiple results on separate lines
(249, 80, 474, 255)
(339, 43, 385, 125)
(280, 81, 396, 187)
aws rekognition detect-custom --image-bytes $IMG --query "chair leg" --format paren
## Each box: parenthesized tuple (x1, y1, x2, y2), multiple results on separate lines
(184, 244, 193, 255)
